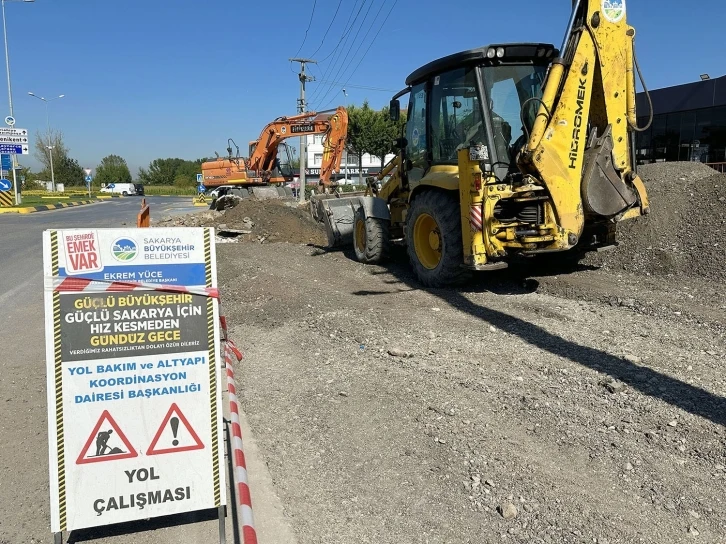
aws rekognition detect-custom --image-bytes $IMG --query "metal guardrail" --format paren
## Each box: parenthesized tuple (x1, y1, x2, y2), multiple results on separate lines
(706, 162, 726, 173)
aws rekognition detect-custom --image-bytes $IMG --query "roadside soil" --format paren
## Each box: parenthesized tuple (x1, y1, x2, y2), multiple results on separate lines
(217, 241, 725, 544)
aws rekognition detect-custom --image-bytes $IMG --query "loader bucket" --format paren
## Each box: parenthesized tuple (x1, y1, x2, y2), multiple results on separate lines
(309, 192, 365, 248)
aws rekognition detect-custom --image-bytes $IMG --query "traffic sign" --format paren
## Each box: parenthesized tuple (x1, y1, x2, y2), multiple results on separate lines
(84, 168, 92, 176)
(197, 184, 205, 193)
(196, 173, 203, 183)
(0, 178, 11, 191)
(0, 143, 28, 154)
(1, 154, 10, 170)
(0, 135, 28, 144)
(0, 127, 27, 136)
(85, 175, 92, 184)
(4, 116, 15, 126)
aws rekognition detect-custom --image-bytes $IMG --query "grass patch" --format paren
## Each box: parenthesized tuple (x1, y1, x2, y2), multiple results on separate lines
(11, 195, 95, 207)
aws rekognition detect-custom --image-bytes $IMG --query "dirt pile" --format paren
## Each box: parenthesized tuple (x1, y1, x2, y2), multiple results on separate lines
(156, 198, 327, 246)
(586, 162, 726, 281)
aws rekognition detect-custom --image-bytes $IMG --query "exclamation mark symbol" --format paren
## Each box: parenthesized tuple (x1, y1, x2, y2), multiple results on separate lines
(171, 416, 179, 446)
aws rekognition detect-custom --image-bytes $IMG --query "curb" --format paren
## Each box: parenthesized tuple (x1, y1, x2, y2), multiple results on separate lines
(0, 199, 98, 214)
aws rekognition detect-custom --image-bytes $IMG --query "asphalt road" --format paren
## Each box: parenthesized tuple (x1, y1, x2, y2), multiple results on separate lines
(0, 197, 235, 544)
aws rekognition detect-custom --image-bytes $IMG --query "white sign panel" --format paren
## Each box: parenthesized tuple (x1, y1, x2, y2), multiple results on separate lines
(43, 227, 225, 532)
(0, 126, 27, 136)
(0, 134, 28, 144)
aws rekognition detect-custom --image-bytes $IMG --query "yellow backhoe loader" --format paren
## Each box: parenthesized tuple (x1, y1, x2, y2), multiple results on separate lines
(311, 0, 652, 287)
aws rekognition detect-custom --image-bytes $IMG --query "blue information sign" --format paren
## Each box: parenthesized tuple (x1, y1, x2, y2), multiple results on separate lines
(1, 154, 10, 170)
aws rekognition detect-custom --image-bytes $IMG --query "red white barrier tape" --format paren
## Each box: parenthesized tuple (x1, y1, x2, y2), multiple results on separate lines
(47, 275, 219, 298)
(221, 318, 258, 544)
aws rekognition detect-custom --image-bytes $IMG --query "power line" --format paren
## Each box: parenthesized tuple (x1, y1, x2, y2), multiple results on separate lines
(311, 0, 377, 108)
(315, 79, 397, 93)
(308, 0, 368, 104)
(317, 0, 363, 63)
(320, 0, 399, 110)
(315, 0, 386, 109)
(292, 0, 318, 60)
(308, 0, 344, 59)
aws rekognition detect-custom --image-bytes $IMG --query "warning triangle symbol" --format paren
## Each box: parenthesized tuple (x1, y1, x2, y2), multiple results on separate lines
(147, 403, 204, 456)
(76, 410, 138, 465)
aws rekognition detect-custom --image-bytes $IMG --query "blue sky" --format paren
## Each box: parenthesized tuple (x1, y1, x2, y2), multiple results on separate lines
(6, 0, 723, 176)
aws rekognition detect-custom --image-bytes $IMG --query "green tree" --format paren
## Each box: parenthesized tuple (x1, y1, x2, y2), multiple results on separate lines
(369, 106, 407, 170)
(346, 101, 377, 184)
(95, 154, 132, 184)
(138, 158, 203, 186)
(55, 156, 85, 186)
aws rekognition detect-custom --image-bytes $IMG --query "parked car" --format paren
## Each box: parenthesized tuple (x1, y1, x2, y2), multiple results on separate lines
(133, 183, 145, 196)
(100, 183, 136, 196)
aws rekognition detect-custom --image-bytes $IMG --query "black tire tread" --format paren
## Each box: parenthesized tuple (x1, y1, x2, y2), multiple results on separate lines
(353, 206, 390, 264)
(406, 190, 471, 287)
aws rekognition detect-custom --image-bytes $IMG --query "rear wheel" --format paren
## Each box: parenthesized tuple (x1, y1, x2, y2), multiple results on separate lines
(122, 191, 128, 196)
(353, 206, 390, 264)
(406, 190, 470, 287)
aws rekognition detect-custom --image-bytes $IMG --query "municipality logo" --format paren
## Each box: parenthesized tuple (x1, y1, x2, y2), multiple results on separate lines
(112, 238, 138, 262)
(601, 0, 625, 23)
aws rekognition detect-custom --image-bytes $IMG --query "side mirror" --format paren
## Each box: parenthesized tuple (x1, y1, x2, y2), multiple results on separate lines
(394, 137, 408, 150)
(389, 99, 400, 122)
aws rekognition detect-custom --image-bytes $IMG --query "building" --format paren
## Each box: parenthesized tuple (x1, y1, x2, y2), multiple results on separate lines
(635, 74, 725, 165)
(299, 134, 396, 184)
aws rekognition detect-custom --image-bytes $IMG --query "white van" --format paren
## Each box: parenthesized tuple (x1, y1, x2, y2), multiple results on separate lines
(100, 183, 136, 196)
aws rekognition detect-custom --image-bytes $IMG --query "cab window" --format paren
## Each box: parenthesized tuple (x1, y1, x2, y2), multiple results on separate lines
(406, 82, 428, 182)
(430, 67, 482, 163)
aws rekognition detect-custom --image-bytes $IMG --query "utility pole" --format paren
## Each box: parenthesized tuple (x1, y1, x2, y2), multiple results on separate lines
(289, 57, 316, 203)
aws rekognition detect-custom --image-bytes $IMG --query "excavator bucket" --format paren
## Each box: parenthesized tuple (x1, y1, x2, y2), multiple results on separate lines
(310, 192, 366, 247)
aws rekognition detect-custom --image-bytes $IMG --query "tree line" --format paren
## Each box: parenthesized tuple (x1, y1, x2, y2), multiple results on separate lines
(24, 100, 405, 188)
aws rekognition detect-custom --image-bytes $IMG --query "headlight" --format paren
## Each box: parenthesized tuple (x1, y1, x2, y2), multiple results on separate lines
(486, 48, 496, 59)
(496, 47, 505, 58)
(537, 47, 546, 57)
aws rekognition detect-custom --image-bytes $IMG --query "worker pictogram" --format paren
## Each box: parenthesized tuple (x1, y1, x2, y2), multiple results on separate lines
(76, 410, 138, 464)
(147, 403, 204, 456)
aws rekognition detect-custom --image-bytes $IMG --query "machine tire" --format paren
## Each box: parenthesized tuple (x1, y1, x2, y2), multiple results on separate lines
(353, 206, 390, 264)
(406, 190, 470, 287)
(122, 191, 128, 196)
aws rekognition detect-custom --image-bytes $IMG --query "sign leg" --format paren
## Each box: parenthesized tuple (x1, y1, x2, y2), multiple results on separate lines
(53, 531, 63, 544)
(218, 505, 226, 544)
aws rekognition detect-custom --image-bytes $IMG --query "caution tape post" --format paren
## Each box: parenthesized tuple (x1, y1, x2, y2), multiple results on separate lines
(220, 316, 258, 544)
(42, 227, 227, 542)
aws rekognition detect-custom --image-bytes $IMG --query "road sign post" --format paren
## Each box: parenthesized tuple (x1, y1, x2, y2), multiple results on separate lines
(42, 228, 226, 538)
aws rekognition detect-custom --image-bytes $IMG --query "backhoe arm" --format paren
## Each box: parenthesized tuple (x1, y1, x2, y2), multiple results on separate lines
(518, 0, 649, 249)
(246, 107, 348, 184)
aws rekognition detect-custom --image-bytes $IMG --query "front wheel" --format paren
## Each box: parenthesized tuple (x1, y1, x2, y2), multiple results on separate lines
(122, 191, 128, 196)
(406, 190, 470, 287)
(353, 206, 390, 264)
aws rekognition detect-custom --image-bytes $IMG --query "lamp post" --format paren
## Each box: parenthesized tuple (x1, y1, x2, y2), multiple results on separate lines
(2, 0, 34, 203)
(28, 92, 64, 191)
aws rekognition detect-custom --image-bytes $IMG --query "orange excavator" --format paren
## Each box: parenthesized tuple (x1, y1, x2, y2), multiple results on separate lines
(201, 106, 348, 196)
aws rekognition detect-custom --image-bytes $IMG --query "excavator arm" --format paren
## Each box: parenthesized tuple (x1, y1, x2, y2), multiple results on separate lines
(246, 106, 348, 187)
(517, 0, 650, 249)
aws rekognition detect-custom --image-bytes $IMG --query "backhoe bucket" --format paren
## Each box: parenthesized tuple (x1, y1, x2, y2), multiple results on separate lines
(310, 192, 365, 248)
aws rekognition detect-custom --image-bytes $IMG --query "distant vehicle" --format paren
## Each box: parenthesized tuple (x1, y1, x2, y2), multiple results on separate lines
(133, 183, 144, 196)
(100, 183, 136, 196)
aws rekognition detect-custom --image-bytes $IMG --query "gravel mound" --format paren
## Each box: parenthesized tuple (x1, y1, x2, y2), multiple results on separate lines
(155, 198, 327, 246)
(586, 162, 726, 281)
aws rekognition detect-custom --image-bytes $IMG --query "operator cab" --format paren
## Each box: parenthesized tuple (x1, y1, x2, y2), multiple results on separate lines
(390, 43, 558, 184)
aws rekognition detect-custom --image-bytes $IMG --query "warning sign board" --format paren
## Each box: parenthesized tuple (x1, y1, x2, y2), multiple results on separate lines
(43, 228, 225, 533)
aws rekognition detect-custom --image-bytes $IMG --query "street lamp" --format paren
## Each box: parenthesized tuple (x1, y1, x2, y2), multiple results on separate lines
(2, 0, 34, 204)
(28, 92, 65, 191)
